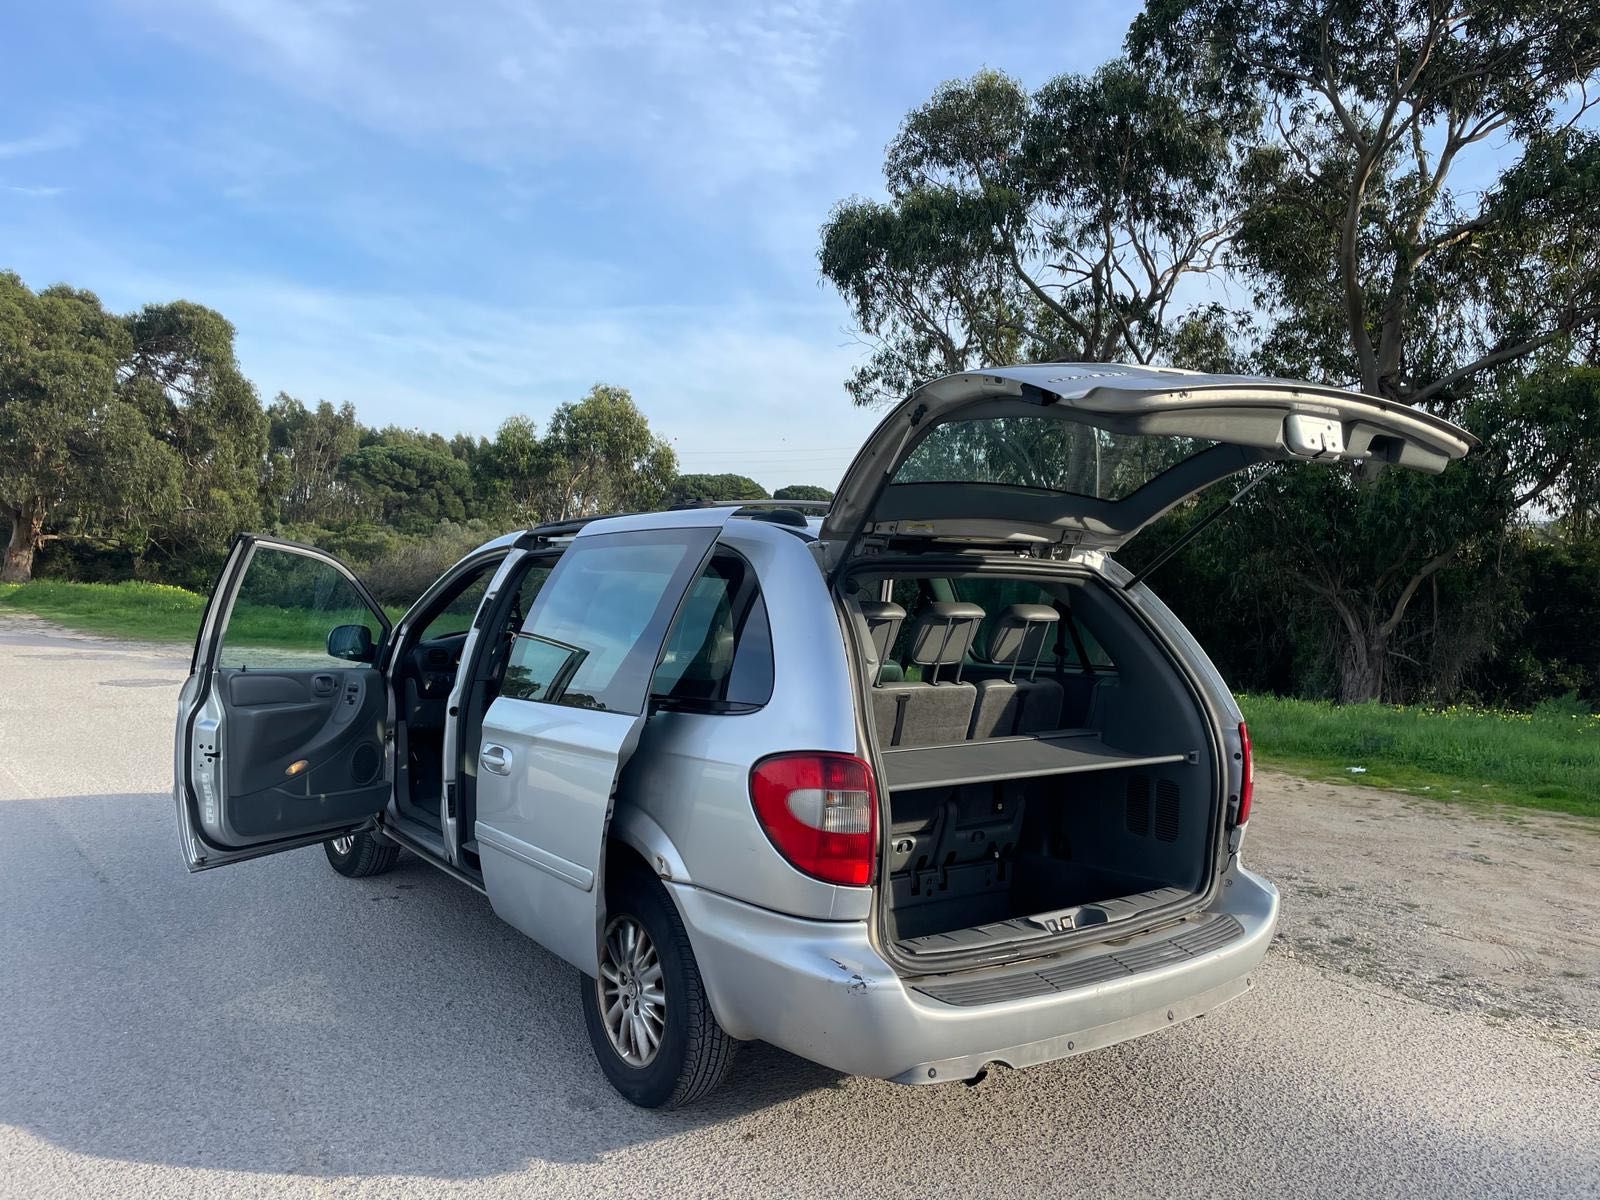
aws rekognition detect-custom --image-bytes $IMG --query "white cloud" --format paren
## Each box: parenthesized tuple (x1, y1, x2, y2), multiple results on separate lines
(170, 274, 884, 487)
(122, 0, 860, 192)
(2, 184, 67, 198)
(0, 124, 81, 160)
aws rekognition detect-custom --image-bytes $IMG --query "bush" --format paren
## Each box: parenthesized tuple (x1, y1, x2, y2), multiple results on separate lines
(351, 521, 497, 606)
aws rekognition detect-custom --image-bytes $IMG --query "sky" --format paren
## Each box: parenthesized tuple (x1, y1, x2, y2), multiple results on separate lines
(0, 0, 1140, 490)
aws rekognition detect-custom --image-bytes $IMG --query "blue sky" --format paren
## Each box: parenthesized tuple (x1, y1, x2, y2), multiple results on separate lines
(0, 0, 1139, 489)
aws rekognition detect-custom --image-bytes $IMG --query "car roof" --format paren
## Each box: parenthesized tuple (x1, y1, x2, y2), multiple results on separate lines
(469, 502, 823, 557)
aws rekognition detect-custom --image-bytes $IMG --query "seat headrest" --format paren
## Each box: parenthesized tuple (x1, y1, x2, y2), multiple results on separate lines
(857, 600, 906, 664)
(987, 603, 1059, 667)
(908, 601, 984, 668)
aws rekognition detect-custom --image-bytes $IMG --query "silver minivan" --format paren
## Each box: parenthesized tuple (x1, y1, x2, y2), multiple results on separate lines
(173, 364, 1474, 1108)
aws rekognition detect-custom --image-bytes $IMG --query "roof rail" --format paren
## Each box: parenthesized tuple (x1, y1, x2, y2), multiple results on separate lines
(514, 499, 830, 547)
(514, 514, 625, 546)
(668, 498, 831, 512)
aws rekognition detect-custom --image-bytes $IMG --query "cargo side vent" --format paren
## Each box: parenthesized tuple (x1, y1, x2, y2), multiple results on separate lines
(1154, 780, 1180, 842)
(1125, 775, 1151, 837)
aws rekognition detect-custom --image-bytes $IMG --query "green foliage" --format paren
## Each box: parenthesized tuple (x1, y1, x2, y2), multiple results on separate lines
(1130, 0, 1600, 404)
(0, 272, 179, 581)
(1119, 1, 1600, 700)
(670, 473, 768, 503)
(539, 385, 677, 518)
(773, 484, 834, 501)
(1468, 534, 1600, 706)
(265, 394, 362, 525)
(818, 61, 1242, 405)
(1238, 692, 1600, 818)
(347, 521, 499, 606)
(340, 441, 473, 533)
(122, 299, 268, 575)
(480, 414, 546, 524)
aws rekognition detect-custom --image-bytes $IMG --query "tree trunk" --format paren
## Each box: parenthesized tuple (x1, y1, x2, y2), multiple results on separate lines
(1336, 627, 1386, 703)
(1, 498, 44, 583)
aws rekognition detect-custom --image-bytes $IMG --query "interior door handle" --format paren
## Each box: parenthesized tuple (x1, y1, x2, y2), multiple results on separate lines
(311, 674, 337, 697)
(481, 744, 512, 775)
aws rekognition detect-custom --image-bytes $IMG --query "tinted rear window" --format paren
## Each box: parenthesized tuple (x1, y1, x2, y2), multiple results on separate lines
(893, 416, 1215, 502)
(651, 550, 774, 710)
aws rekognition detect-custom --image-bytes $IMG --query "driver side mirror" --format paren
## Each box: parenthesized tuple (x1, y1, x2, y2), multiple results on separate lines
(327, 623, 376, 663)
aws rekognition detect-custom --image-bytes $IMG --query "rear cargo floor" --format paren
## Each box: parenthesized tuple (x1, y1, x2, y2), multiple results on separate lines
(891, 862, 1162, 942)
(883, 760, 1214, 962)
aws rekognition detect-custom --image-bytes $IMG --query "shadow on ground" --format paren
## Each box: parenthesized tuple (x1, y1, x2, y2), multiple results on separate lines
(0, 791, 841, 1179)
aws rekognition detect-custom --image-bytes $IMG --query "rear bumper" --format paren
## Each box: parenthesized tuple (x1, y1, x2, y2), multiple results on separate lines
(670, 865, 1278, 1083)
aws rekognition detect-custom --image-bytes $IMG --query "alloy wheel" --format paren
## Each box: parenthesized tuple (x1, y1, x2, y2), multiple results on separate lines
(597, 915, 667, 1067)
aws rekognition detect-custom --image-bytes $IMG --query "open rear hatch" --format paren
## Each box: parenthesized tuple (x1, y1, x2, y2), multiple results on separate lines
(819, 363, 1476, 563)
(826, 364, 1474, 973)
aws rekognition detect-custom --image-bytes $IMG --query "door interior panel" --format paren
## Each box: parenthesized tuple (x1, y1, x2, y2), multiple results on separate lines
(216, 666, 388, 843)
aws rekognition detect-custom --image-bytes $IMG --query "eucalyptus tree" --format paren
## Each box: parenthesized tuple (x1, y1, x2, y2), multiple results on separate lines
(538, 385, 677, 520)
(120, 300, 268, 572)
(819, 61, 1245, 406)
(1127, 0, 1600, 700)
(0, 273, 178, 581)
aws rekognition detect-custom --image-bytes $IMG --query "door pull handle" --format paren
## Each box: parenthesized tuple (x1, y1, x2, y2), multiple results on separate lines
(481, 744, 512, 775)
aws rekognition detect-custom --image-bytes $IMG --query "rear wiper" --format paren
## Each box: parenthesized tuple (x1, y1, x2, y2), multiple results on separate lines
(1122, 466, 1280, 591)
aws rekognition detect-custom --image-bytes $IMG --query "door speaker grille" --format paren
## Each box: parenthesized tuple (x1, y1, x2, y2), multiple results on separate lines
(1154, 779, 1180, 842)
(351, 742, 382, 786)
(1125, 776, 1151, 836)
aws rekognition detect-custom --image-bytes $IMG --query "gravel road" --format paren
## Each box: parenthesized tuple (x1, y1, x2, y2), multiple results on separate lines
(2, 617, 1596, 1199)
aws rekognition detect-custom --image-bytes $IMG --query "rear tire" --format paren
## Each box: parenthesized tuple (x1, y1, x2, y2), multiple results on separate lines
(323, 830, 401, 877)
(580, 873, 737, 1109)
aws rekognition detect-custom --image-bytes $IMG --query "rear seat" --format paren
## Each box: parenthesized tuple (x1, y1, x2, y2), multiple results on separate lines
(857, 600, 906, 683)
(968, 603, 1065, 738)
(869, 602, 983, 748)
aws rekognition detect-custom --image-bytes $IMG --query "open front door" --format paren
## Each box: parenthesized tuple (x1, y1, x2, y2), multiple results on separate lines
(820, 363, 1476, 561)
(174, 535, 392, 872)
(473, 519, 721, 975)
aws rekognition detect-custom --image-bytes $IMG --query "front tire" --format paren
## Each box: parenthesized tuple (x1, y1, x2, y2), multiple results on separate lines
(580, 874, 737, 1109)
(323, 830, 401, 877)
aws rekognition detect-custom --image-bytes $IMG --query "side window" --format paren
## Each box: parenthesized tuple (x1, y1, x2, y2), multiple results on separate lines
(413, 564, 494, 643)
(956, 577, 1054, 664)
(650, 551, 774, 710)
(1071, 622, 1115, 670)
(949, 576, 1116, 671)
(500, 530, 713, 715)
(219, 546, 384, 668)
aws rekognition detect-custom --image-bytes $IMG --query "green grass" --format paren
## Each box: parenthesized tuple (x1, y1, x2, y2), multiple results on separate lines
(0, 578, 207, 643)
(0, 578, 405, 654)
(1239, 693, 1600, 819)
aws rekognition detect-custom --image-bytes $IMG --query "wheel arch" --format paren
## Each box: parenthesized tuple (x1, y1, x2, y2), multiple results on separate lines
(607, 805, 692, 891)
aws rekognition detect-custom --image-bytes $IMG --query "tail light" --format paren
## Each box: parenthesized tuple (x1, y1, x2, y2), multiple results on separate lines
(750, 752, 878, 887)
(1234, 721, 1254, 825)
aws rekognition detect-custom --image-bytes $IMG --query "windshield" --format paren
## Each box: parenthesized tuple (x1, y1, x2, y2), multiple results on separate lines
(892, 416, 1216, 502)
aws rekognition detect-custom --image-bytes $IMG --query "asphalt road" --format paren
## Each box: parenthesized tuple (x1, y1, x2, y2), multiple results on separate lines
(2, 617, 1596, 1199)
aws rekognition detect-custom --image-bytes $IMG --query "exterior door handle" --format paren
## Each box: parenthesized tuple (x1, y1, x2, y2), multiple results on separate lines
(481, 744, 512, 775)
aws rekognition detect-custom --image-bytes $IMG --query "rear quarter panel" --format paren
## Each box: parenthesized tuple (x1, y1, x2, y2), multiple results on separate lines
(617, 522, 870, 920)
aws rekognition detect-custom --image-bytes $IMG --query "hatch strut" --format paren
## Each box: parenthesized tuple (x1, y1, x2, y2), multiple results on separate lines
(1122, 465, 1282, 591)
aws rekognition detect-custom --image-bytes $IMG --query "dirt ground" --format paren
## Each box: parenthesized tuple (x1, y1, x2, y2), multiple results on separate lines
(1248, 769, 1600, 1056)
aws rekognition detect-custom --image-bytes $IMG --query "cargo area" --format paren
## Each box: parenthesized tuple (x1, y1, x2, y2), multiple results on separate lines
(848, 566, 1221, 965)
